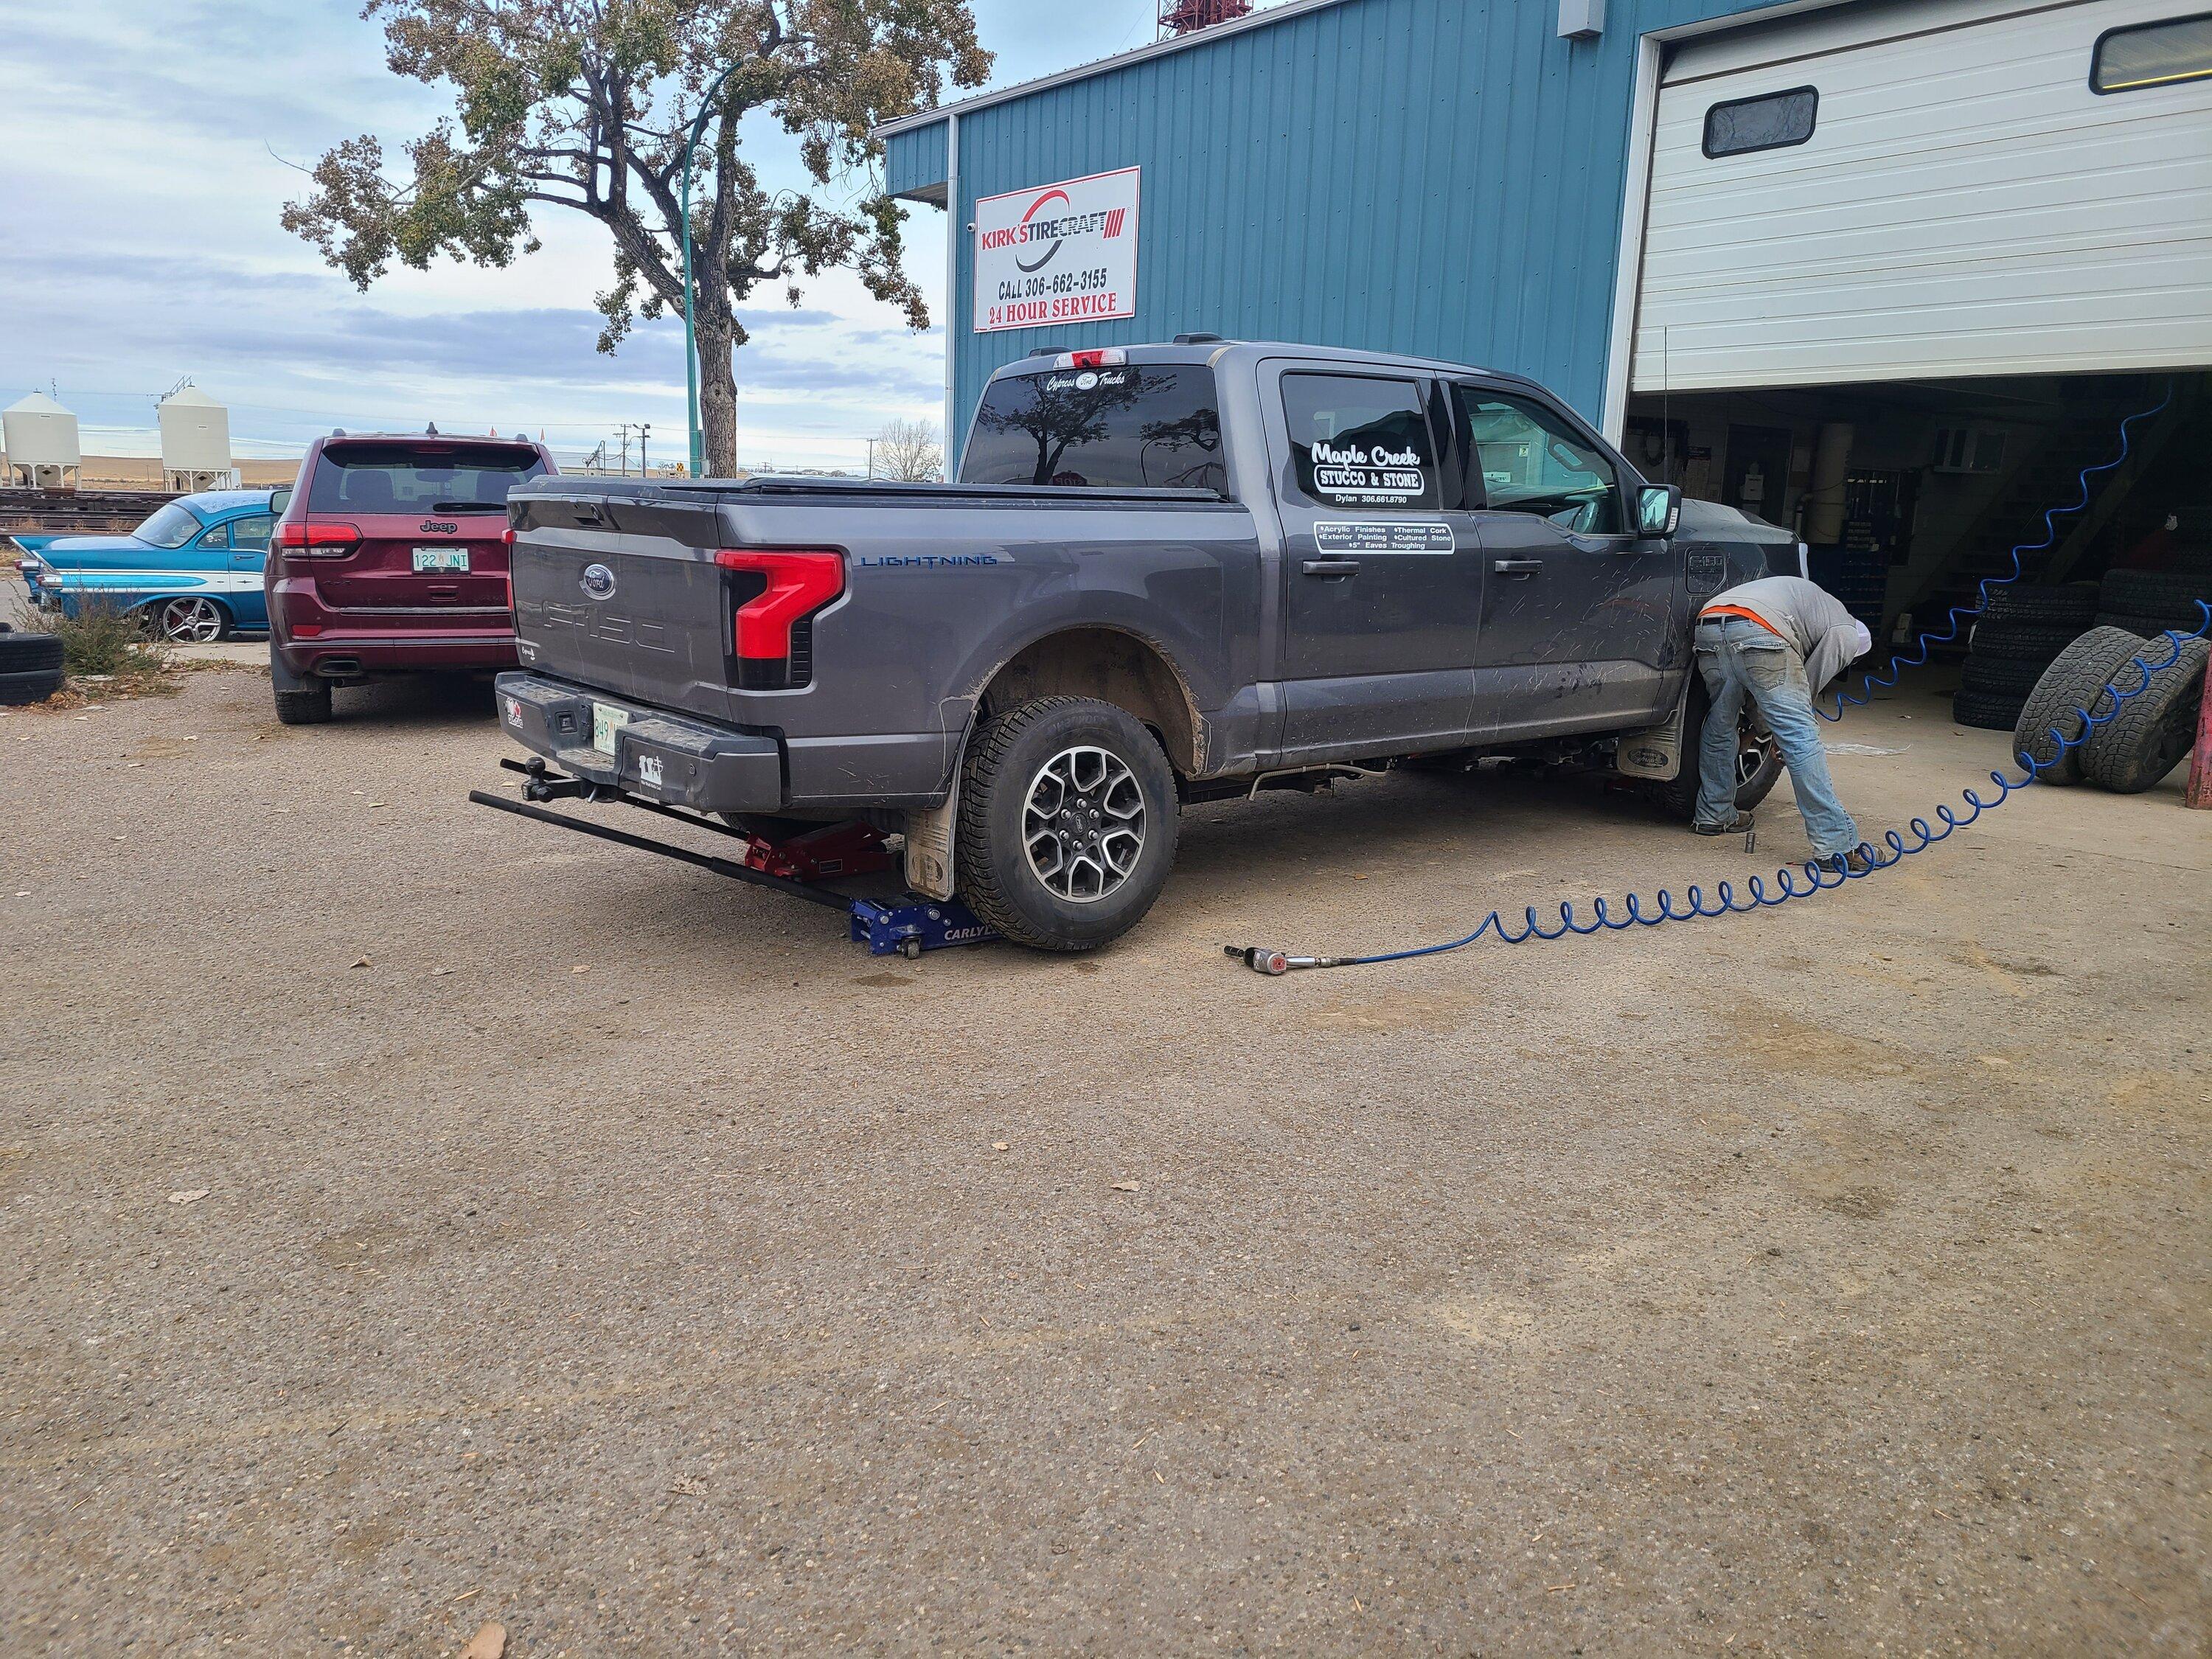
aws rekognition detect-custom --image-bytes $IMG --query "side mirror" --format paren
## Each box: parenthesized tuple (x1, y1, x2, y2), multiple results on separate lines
(1637, 483, 1683, 538)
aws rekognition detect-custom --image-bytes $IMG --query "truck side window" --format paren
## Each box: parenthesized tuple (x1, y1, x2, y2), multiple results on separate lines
(1454, 387, 1625, 535)
(1280, 374, 1441, 512)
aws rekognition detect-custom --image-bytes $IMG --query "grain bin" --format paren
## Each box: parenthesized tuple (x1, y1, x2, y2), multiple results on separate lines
(3, 392, 83, 490)
(159, 385, 236, 490)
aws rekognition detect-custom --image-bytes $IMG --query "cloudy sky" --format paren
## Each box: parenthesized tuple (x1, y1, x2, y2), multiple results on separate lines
(0, 1, 1175, 471)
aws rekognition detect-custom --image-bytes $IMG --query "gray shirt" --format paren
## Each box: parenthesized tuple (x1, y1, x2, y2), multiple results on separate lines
(1701, 575, 1873, 692)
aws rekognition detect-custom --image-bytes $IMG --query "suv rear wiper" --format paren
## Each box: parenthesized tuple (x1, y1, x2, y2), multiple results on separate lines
(431, 500, 509, 513)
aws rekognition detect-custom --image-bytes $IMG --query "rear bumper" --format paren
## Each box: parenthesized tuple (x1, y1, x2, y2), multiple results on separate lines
(270, 582, 518, 675)
(495, 672, 785, 814)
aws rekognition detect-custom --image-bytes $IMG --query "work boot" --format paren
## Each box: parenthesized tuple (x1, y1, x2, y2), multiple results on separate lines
(1693, 811, 1755, 836)
(1823, 844, 1874, 876)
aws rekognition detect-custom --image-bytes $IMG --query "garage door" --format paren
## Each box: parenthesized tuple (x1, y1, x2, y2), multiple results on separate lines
(1630, 0, 2212, 392)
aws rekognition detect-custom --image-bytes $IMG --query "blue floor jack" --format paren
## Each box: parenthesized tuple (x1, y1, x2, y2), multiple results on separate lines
(467, 759, 1000, 959)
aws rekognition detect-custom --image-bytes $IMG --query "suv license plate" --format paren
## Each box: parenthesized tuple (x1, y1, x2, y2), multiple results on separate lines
(412, 546, 470, 572)
(592, 703, 630, 754)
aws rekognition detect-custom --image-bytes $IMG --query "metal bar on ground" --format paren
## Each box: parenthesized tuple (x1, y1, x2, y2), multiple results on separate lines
(465, 790, 852, 909)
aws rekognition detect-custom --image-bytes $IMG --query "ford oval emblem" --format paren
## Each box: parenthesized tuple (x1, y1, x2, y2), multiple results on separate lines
(580, 563, 616, 599)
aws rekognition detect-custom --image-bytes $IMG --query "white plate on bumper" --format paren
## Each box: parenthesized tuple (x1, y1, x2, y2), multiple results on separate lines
(592, 703, 630, 754)
(411, 546, 470, 572)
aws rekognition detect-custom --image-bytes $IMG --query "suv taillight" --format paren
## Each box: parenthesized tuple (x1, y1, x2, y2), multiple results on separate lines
(712, 548, 844, 689)
(275, 521, 361, 557)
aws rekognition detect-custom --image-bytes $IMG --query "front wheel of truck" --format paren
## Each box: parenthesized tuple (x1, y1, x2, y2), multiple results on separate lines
(956, 696, 1179, 953)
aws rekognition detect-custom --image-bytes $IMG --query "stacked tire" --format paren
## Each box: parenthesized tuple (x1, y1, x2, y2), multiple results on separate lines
(2011, 624, 2210, 794)
(0, 627, 66, 706)
(2096, 565, 2212, 641)
(1952, 582, 2098, 731)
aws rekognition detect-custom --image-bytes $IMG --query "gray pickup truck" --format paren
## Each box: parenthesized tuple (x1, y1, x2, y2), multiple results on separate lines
(495, 339, 1800, 950)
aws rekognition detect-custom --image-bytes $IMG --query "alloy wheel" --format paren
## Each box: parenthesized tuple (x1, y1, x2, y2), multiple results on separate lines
(156, 597, 224, 643)
(1021, 745, 1146, 902)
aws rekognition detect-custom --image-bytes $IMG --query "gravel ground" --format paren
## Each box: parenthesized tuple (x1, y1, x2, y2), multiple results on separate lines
(3, 663, 2207, 1656)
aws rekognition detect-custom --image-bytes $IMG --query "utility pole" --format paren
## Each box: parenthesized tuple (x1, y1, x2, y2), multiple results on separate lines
(640, 423, 651, 478)
(616, 423, 634, 476)
(866, 439, 877, 480)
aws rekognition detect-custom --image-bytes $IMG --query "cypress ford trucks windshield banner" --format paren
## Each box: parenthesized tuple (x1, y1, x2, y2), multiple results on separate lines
(973, 167, 1141, 333)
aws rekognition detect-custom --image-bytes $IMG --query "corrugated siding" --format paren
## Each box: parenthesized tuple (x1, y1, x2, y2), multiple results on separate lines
(1634, 0, 2212, 389)
(884, 119, 949, 200)
(937, 0, 1798, 435)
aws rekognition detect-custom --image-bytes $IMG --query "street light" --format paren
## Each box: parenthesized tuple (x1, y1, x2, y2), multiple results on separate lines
(681, 64, 742, 479)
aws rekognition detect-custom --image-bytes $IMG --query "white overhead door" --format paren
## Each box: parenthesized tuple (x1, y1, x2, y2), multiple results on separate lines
(1630, 0, 2212, 392)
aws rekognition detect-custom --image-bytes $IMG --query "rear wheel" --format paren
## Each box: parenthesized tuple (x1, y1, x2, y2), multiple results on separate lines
(955, 697, 1178, 952)
(153, 596, 230, 642)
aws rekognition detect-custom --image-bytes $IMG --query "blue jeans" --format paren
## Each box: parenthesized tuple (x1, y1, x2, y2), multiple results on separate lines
(1694, 616, 1860, 857)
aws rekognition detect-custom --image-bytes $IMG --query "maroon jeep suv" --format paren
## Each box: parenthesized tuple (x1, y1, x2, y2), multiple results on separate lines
(265, 431, 554, 723)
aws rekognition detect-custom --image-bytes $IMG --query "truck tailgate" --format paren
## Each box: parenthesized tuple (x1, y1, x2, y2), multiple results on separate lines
(509, 494, 735, 723)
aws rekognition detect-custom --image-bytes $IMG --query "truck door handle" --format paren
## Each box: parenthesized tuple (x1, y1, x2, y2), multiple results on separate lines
(1302, 557, 1360, 578)
(1492, 559, 1544, 577)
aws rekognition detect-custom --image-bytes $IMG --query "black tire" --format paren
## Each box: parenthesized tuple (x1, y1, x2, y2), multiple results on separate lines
(1648, 673, 1787, 821)
(0, 665, 66, 706)
(2009, 625, 2147, 785)
(2096, 608, 2207, 639)
(1966, 622, 2082, 662)
(2079, 636, 2211, 793)
(1961, 653, 2052, 696)
(273, 681, 333, 726)
(0, 631, 66, 674)
(1980, 582, 2099, 627)
(954, 696, 1178, 952)
(2100, 569, 2211, 619)
(1953, 689, 2028, 731)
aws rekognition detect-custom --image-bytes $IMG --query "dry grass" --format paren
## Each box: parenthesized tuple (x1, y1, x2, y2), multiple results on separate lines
(18, 599, 181, 705)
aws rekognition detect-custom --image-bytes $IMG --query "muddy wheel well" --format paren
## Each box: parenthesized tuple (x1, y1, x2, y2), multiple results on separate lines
(977, 628, 1202, 774)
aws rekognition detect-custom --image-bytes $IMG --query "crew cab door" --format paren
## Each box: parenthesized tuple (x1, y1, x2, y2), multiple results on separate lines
(1454, 382, 1678, 737)
(1262, 364, 1484, 761)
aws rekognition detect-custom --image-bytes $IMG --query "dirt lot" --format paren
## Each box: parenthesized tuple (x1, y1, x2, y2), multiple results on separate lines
(3, 663, 2206, 1655)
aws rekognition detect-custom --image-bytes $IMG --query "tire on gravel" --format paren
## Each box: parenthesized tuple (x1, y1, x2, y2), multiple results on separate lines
(2079, 635, 2211, 794)
(2008, 625, 2146, 785)
(0, 665, 66, 706)
(954, 695, 1179, 952)
(1979, 582, 2098, 628)
(1966, 622, 2084, 662)
(1961, 653, 2051, 697)
(1953, 689, 2028, 731)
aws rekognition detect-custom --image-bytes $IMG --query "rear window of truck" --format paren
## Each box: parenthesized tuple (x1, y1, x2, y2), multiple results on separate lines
(961, 364, 1226, 493)
(308, 444, 547, 515)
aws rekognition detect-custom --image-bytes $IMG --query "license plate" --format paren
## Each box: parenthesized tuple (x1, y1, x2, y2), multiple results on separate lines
(592, 703, 630, 754)
(412, 546, 470, 572)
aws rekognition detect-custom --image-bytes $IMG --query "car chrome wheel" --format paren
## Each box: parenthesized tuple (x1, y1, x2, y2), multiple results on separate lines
(156, 597, 224, 642)
(1736, 720, 1773, 790)
(1022, 744, 1146, 903)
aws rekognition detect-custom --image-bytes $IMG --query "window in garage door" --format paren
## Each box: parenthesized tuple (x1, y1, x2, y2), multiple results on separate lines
(2092, 11, 2212, 91)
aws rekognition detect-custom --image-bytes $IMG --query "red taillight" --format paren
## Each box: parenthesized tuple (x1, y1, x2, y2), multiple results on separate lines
(712, 549, 844, 661)
(275, 520, 361, 556)
(1053, 348, 1127, 370)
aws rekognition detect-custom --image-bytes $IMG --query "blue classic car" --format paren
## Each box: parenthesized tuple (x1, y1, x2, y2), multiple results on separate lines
(12, 487, 291, 641)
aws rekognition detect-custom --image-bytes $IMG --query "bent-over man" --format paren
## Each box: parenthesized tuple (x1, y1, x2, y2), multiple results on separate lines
(1691, 574, 1875, 874)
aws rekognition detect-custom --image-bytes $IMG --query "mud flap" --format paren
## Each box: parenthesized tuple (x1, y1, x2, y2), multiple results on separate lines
(1615, 685, 1691, 782)
(903, 779, 959, 901)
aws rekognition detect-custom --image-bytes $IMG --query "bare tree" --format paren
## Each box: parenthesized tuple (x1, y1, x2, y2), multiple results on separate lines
(872, 417, 942, 481)
(281, 1, 990, 475)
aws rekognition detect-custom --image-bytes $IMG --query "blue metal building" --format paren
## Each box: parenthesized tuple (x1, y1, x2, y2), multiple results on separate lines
(880, 0, 1815, 441)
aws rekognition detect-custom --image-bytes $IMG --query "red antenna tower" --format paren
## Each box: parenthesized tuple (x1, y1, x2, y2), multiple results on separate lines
(1159, 0, 1253, 37)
